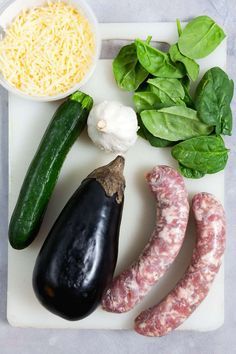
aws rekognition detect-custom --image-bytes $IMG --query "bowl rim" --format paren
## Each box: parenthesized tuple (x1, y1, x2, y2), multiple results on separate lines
(0, 0, 101, 102)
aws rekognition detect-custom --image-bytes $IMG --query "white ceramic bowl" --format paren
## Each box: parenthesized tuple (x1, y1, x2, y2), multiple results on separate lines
(0, 0, 101, 101)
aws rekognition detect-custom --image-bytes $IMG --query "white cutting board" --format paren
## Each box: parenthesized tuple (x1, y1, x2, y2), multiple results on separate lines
(8, 23, 226, 330)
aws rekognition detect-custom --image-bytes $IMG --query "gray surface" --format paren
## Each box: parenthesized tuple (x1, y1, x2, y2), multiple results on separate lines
(0, 0, 236, 353)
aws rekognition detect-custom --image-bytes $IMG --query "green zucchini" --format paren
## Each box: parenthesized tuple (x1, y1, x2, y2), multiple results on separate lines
(9, 91, 93, 250)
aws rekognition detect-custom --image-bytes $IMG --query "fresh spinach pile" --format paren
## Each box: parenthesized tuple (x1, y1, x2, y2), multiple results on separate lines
(112, 16, 233, 179)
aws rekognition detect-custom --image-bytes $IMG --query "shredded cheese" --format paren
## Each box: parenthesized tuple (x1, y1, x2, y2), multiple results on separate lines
(0, 1, 95, 96)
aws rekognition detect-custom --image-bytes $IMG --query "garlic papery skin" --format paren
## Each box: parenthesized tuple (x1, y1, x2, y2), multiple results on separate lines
(87, 100, 138, 153)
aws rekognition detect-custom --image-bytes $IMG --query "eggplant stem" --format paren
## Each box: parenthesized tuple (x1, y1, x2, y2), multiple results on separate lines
(87, 156, 125, 203)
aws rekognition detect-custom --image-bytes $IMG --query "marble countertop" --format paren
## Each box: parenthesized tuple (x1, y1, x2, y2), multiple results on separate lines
(0, 0, 235, 353)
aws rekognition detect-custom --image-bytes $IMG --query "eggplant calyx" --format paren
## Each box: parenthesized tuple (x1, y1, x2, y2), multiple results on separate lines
(87, 156, 125, 203)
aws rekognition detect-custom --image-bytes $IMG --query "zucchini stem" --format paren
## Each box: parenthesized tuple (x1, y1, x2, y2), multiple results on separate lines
(70, 91, 93, 111)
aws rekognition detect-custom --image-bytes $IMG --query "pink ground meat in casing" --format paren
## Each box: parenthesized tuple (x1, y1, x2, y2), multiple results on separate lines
(135, 192, 226, 337)
(102, 165, 189, 313)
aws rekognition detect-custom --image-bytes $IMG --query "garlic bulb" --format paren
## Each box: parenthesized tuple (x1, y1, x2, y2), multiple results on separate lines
(87, 100, 138, 153)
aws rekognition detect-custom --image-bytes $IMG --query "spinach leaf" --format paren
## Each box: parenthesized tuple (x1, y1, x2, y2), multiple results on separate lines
(178, 16, 226, 59)
(183, 88, 194, 108)
(181, 76, 195, 108)
(195, 67, 234, 135)
(140, 106, 213, 141)
(137, 115, 173, 147)
(181, 75, 191, 91)
(179, 163, 205, 179)
(169, 43, 199, 81)
(137, 127, 146, 139)
(133, 91, 167, 113)
(113, 43, 149, 91)
(147, 77, 186, 105)
(171, 135, 229, 173)
(135, 39, 185, 78)
(176, 19, 183, 37)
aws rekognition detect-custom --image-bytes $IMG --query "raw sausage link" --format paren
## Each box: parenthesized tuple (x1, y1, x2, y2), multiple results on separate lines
(135, 192, 226, 337)
(102, 165, 189, 313)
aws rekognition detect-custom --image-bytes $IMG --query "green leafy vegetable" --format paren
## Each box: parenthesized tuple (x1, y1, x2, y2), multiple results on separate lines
(179, 164, 205, 179)
(133, 91, 167, 113)
(147, 77, 186, 105)
(113, 43, 148, 91)
(171, 135, 229, 173)
(181, 76, 195, 108)
(176, 19, 183, 37)
(181, 75, 191, 90)
(183, 88, 194, 108)
(135, 39, 185, 78)
(111, 17, 232, 179)
(169, 43, 199, 81)
(141, 106, 213, 141)
(178, 16, 226, 59)
(137, 115, 173, 147)
(146, 35, 152, 44)
(195, 67, 234, 135)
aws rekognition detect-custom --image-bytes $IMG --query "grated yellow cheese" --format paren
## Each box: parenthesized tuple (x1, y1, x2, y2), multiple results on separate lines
(0, 1, 95, 96)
